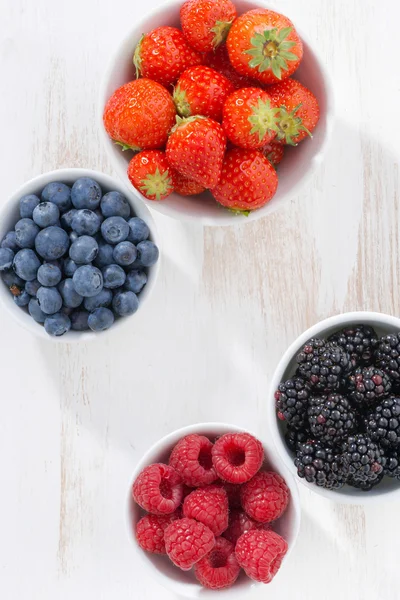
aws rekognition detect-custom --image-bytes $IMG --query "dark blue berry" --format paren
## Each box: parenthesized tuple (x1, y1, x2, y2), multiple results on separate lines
(19, 194, 40, 218)
(112, 290, 139, 317)
(37, 263, 62, 287)
(35, 226, 69, 260)
(88, 307, 114, 331)
(25, 279, 41, 296)
(60, 209, 78, 230)
(125, 269, 147, 294)
(127, 217, 149, 244)
(113, 241, 137, 266)
(71, 209, 101, 236)
(15, 218, 40, 249)
(72, 265, 103, 297)
(28, 298, 46, 323)
(13, 249, 41, 281)
(69, 235, 98, 264)
(71, 178, 102, 210)
(13, 290, 30, 307)
(136, 240, 159, 267)
(102, 264, 126, 289)
(94, 240, 114, 268)
(63, 258, 79, 277)
(0, 248, 14, 270)
(101, 216, 129, 244)
(37, 286, 63, 314)
(83, 288, 113, 311)
(100, 191, 130, 219)
(41, 182, 72, 212)
(32, 202, 60, 227)
(59, 278, 83, 308)
(1, 231, 19, 251)
(44, 312, 71, 336)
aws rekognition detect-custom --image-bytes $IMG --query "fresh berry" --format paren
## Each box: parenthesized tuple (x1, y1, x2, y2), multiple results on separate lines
(28, 298, 46, 323)
(63, 258, 79, 276)
(0, 248, 14, 271)
(169, 434, 218, 487)
(100, 191, 130, 219)
(365, 396, 400, 448)
(19, 194, 40, 219)
(102, 264, 126, 289)
(58, 279, 83, 309)
(13, 290, 30, 307)
(328, 325, 378, 366)
(133, 27, 202, 88)
(42, 182, 72, 212)
(183, 485, 229, 536)
(341, 434, 385, 490)
(32, 202, 60, 228)
(15, 218, 40, 249)
(235, 530, 288, 584)
(212, 432, 264, 484)
(384, 447, 400, 479)
(60, 209, 78, 230)
(71, 209, 101, 236)
(124, 270, 147, 294)
(44, 312, 71, 336)
(37, 263, 62, 287)
(170, 168, 206, 196)
(127, 150, 174, 201)
(180, 0, 237, 53)
(71, 178, 102, 210)
(164, 517, 215, 570)
(295, 440, 346, 489)
(83, 289, 113, 312)
(13, 249, 41, 281)
(268, 78, 320, 145)
(375, 333, 400, 382)
(127, 217, 150, 244)
(103, 79, 176, 151)
(72, 265, 104, 297)
(222, 87, 279, 149)
(94, 240, 114, 268)
(204, 44, 259, 89)
(135, 511, 181, 555)
(166, 116, 226, 189)
(112, 290, 139, 317)
(307, 393, 357, 445)
(133, 463, 183, 515)
(227, 9, 303, 85)
(69, 235, 99, 265)
(35, 226, 69, 260)
(113, 241, 137, 267)
(135, 240, 159, 267)
(285, 427, 309, 453)
(101, 216, 129, 244)
(194, 536, 240, 590)
(261, 141, 285, 167)
(296, 338, 351, 392)
(347, 366, 392, 408)
(240, 471, 289, 523)
(223, 509, 268, 544)
(37, 286, 63, 314)
(25, 278, 41, 296)
(275, 376, 311, 429)
(211, 148, 278, 212)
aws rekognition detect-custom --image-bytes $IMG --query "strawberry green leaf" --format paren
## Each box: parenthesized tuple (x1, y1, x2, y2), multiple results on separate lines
(139, 167, 173, 201)
(115, 141, 141, 152)
(133, 34, 144, 78)
(173, 85, 191, 118)
(248, 98, 280, 142)
(276, 104, 312, 146)
(211, 20, 234, 48)
(244, 27, 297, 79)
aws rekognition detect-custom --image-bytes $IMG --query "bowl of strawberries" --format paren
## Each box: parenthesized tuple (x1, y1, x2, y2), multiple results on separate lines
(128, 423, 301, 596)
(100, 0, 332, 225)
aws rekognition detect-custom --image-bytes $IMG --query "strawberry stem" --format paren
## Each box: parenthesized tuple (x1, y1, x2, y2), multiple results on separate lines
(248, 98, 280, 142)
(211, 20, 234, 48)
(133, 34, 144, 78)
(139, 167, 173, 201)
(276, 104, 312, 145)
(244, 27, 297, 79)
(173, 86, 191, 118)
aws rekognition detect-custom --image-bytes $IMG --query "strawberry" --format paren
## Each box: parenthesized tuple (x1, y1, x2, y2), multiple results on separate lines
(261, 141, 284, 167)
(211, 148, 278, 212)
(170, 168, 206, 196)
(222, 87, 279, 150)
(227, 9, 303, 85)
(127, 150, 174, 201)
(180, 0, 237, 53)
(204, 44, 260, 90)
(166, 116, 226, 188)
(173, 66, 234, 122)
(103, 79, 176, 151)
(268, 78, 320, 145)
(133, 27, 202, 88)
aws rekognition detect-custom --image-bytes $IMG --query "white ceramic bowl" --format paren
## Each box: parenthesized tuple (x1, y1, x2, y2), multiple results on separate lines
(269, 311, 400, 504)
(0, 168, 160, 342)
(127, 422, 301, 598)
(99, 0, 334, 226)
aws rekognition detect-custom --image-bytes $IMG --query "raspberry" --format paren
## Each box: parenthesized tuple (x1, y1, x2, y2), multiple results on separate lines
(194, 537, 241, 590)
(223, 509, 270, 545)
(132, 463, 183, 515)
(183, 485, 229, 536)
(164, 518, 215, 571)
(169, 434, 218, 487)
(235, 530, 288, 583)
(212, 432, 264, 484)
(240, 471, 289, 523)
(135, 511, 181, 554)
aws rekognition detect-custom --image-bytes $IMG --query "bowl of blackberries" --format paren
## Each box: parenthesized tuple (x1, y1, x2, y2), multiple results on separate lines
(0, 169, 160, 340)
(269, 312, 400, 502)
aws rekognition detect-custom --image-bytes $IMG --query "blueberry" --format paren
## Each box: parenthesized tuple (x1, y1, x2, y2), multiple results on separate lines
(25, 278, 41, 296)
(83, 288, 113, 311)
(35, 226, 69, 260)
(32, 202, 60, 228)
(41, 182, 72, 212)
(71, 209, 101, 236)
(127, 217, 150, 244)
(1, 231, 19, 251)
(58, 278, 83, 308)
(37, 286, 63, 314)
(112, 290, 139, 317)
(71, 177, 102, 210)
(44, 312, 71, 336)
(100, 191, 130, 219)
(95, 209, 104, 224)
(102, 264, 126, 289)
(20, 194, 40, 218)
(88, 307, 114, 332)
(136, 240, 159, 267)
(60, 209, 78, 230)
(69, 232, 79, 244)
(13, 290, 30, 307)
(69, 235, 98, 264)
(113, 241, 137, 266)
(13, 249, 41, 281)
(63, 258, 79, 277)
(0, 248, 14, 270)
(94, 240, 114, 268)
(15, 218, 40, 249)
(101, 216, 129, 244)
(72, 265, 103, 297)
(28, 298, 46, 323)
(125, 269, 147, 294)
(37, 263, 62, 287)
(2, 270, 24, 289)
(70, 310, 90, 331)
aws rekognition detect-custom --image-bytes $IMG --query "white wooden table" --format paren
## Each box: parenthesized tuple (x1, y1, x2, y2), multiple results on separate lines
(1, 0, 399, 598)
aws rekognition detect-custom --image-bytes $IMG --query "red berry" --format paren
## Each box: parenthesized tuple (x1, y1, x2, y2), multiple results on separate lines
(194, 536, 241, 590)
(211, 432, 264, 484)
(204, 44, 260, 89)
(132, 463, 183, 515)
(240, 471, 289, 523)
(170, 167, 206, 196)
(180, 0, 237, 53)
(164, 517, 215, 571)
(235, 530, 288, 583)
(223, 509, 270, 545)
(127, 151, 174, 201)
(135, 511, 181, 554)
(261, 141, 285, 167)
(183, 485, 229, 536)
(169, 433, 218, 487)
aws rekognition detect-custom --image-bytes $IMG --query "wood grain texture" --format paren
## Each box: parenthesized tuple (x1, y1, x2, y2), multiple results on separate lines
(0, 0, 399, 598)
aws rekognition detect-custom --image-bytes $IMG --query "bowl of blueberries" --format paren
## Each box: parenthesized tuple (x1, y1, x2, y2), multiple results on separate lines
(0, 168, 160, 340)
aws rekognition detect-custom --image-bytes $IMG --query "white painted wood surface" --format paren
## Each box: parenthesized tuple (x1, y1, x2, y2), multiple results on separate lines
(0, 0, 399, 598)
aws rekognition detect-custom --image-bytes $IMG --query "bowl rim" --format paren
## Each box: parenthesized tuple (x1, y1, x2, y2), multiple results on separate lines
(0, 167, 161, 343)
(97, 0, 335, 227)
(126, 421, 301, 597)
(268, 311, 400, 504)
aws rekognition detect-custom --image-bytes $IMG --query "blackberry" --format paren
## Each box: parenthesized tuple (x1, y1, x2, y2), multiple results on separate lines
(347, 366, 391, 408)
(285, 427, 310, 453)
(295, 440, 347, 489)
(365, 396, 400, 448)
(375, 333, 400, 382)
(296, 339, 351, 392)
(383, 447, 400, 479)
(348, 472, 384, 491)
(275, 377, 311, 429)
(307, 393, 357, 445)
(328, 325, 378, 366)
(341, 434, 385, 489)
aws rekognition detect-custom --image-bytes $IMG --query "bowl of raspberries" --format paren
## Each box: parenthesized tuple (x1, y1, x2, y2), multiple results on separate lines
(269, 311, 400, 501)
(99, 0, 332, 225)
(128, 423, 300, 595)
(0, 169, 160, 340)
